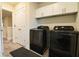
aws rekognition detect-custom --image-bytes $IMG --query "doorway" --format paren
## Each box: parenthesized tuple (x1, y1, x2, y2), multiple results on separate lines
(2, 9, 13, 56)
(2, 9, 12, 42)
(2, 9, 23, 57)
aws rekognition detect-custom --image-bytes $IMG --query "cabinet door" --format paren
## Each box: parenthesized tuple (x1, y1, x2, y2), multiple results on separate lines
(50, 3, 78, 15)
(36, 5, 55, 18)
(37, 3, 63, 18)
(42, 3, 63, 17)
(35, 3, 63, 18)
(52, 3, 62, 15)
(42, 5, 53, 17)
(36, 8, 41, 18)
(36, 7, 44, 18)
(66, 3, 78, 13)
(60, 3, 78, 14)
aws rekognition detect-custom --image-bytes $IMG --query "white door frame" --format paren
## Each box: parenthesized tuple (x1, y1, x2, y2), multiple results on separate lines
(0, 7, 4, 56)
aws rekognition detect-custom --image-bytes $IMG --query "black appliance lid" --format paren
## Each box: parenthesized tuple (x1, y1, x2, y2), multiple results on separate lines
(53, 26, 74, 31)
(37, 26, 49, 30)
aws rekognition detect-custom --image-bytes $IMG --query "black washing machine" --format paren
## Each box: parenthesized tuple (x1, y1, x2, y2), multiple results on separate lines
(49, 26, 79, 57)
(30, 26, 49, 55)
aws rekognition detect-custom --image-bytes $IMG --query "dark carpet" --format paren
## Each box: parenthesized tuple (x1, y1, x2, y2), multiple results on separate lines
(10, 47, 40, 57)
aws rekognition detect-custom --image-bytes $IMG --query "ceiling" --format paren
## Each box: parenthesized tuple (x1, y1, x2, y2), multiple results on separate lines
(36, 2, 55, 4)
(5, 2, 19, 6)
(2, 2, 55, 7)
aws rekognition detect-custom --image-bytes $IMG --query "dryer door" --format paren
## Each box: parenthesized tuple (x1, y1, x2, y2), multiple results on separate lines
(49, 31, 77, 57)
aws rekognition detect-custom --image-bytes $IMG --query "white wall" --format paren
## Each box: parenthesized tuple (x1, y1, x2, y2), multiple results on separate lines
(37, 14, 77, 30)
(29, 3, 39, 29)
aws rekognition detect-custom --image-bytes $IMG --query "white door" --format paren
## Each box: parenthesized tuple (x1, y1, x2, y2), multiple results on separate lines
(0, 7, 4, 56)
(13, 6, 27, 47)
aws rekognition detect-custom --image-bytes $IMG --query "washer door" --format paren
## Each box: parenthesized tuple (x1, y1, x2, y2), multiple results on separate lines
(50, 31, 77, 57)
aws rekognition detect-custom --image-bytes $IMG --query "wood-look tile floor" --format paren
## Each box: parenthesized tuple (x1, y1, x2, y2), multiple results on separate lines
(3, 39, 48, 57)
(3, 39, 22, 57)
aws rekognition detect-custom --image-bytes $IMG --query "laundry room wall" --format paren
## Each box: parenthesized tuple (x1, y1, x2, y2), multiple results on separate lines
(37, 14, 77, 30)
(26, 3, 39, 49)
(29, 3, 39, 29)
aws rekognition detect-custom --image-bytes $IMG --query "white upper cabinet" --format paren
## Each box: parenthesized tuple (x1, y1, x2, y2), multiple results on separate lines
(36, 7, 44, 18)
(59, 3, 78, 14)
(36, 2, 78, 18)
